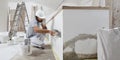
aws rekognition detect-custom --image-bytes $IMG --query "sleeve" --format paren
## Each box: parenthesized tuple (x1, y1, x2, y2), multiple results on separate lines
(30, 20, 38, 27)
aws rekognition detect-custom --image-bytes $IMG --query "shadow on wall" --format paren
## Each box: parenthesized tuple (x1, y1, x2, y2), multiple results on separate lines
(63, 34, 97, 60)
(63, 52, 83, 60)
(64, 34, 97, 49)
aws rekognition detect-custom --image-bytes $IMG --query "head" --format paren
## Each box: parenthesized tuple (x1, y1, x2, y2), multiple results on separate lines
(35, 9, 45, 22)
(35, 16, 45, 22)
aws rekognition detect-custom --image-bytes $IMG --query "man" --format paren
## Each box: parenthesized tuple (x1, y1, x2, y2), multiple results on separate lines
(27, 9, 55, 49)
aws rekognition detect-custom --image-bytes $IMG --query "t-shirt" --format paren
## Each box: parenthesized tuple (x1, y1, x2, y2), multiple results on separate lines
(27, 19, 45, 40)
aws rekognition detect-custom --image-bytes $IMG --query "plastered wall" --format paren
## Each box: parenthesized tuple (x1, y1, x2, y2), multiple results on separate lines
(0, 0, 8, 32)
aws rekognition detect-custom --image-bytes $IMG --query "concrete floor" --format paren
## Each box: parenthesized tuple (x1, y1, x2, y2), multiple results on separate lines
(11, 46, 55, 60)
(63, 52, 97, 60)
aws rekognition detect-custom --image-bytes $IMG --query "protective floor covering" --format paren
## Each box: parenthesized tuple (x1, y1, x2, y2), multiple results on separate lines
(97, 28, 120, 60)
(0, 44, 18, 60)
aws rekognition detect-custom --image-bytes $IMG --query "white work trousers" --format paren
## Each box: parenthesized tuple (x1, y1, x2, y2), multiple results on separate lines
(30, 34, 45, 47)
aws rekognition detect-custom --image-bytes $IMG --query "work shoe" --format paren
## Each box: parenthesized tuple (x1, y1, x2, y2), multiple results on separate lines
(33, 46, 45, 49)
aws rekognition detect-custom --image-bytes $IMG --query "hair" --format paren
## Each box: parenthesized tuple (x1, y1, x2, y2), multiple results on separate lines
(35, 16, 45, 23)
(35, 16, 38, 20)
(35, 16, 41, 22)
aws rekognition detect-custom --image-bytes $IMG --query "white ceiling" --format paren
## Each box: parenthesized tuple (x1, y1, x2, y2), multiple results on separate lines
(9, 0, 64, 10)
(8, 0, 106, 12)
(8, 0, 105, 21)
(9, 0, 64, 19)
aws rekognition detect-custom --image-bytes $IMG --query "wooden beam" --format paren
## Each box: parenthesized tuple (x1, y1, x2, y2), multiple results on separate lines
(63, 6, 109, 10)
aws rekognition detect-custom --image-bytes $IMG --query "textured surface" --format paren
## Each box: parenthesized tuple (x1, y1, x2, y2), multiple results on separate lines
(11, 46, 55, 60)
(112, 0, 120, 28)
(106, 0, 120, 28)
(63, 34, 97, 60)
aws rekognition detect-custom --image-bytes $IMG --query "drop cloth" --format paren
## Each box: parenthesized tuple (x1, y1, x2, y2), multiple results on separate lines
(97, 28, 120, 60)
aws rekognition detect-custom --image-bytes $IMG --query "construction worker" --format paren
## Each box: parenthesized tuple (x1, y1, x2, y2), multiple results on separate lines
(27, 9, 55, 49)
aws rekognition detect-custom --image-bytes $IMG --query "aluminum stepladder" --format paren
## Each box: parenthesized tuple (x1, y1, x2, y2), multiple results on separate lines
(9, 2, 29, 41)
(8, 2, 32, 55)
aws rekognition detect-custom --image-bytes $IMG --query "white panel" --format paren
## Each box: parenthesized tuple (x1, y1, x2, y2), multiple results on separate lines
(63, 9, 109, 42)
(52, 11, 63, 60)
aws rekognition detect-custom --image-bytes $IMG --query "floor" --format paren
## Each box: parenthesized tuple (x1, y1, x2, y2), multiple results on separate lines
(63, 52, 97, 60)
(11, 45, 55, 60)
(0, 44, 97, 60)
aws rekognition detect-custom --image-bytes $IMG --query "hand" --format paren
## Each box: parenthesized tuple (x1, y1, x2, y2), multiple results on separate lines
(49, 30, 56, 36)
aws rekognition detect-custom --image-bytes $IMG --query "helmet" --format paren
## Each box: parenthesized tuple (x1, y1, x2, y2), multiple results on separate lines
(35, 9, 45, 19)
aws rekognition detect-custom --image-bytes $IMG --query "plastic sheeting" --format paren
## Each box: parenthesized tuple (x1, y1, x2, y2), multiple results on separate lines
(0, 44, 18, 60)
(97, 28, 120, 60)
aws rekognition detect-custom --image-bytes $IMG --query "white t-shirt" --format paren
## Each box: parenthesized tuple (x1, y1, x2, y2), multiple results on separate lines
(27, 19, 45, 40)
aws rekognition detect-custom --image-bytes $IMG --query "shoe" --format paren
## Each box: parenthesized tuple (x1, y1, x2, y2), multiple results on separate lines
(41, 47, 45, 49)
(33, 46, 45, 49)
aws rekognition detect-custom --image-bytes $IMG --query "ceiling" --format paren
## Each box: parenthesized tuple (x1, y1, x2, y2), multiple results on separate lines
(9, 0, 64, 11)
(9, 0, 64, 19)
(8, 0, 105, 21)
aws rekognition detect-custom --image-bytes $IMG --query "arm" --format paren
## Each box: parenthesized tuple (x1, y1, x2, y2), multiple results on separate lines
(33, 26, 50, 33)
(33, 26, 55, 36)
(41, 23, 47, 29)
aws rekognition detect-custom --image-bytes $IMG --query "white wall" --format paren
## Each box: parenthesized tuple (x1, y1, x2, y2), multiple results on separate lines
(51, 11, 63, 60)
(63, 8, 109, 57)
(63, 8, 109, 42)
(63, 7, 109, 57)
(0, 0, 8, 32)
